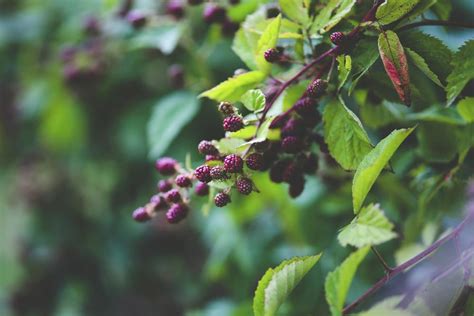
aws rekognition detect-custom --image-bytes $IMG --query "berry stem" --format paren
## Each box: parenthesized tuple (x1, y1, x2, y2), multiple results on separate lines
(397, 19, 474, 32)
(370, 246, 393, 274)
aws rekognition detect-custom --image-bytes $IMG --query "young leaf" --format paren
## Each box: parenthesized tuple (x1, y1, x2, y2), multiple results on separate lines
(325, 247, 370, 316)
(241, 89, 266, 112)
(352, 127, 414, 213)
(457, 97, 474, 123)
(311, 0, 356, 33)
(232, 28, 258, 70)
(278, 0, 310, 26)
(255, 14, 282, 74)
(253, 254, 322, 316)
(148, 91, 200, 159)
(199, 71, 266, 102)
(446, 40, 474, 105)
(338, 203, 397, 248)
(323, 98, 373, 171)
(375, 0, 421, 25)
(405, 48, 443, 87)
(337, 55, 352, 90)
(378, 31, 411, 105)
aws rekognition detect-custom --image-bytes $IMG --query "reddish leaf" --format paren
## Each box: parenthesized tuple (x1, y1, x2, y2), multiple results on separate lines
(378, 31, 411, 105)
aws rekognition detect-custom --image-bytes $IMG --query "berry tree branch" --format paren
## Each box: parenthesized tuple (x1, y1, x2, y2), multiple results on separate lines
(342, 212, 474, 314)
(398, 19, 474, 32)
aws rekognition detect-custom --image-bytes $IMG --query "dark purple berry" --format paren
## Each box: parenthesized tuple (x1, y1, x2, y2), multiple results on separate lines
(166, 189, 182, 203)
(194, 165, 212, 183)
(158, 179, 173, 193)
(187, 0, 202, 5)
(229, 0, 240, 5)
(198, 140, 218, 155)
(203, 4, 227, 24)
(281, 118, 305, 137)
(236, 177, 253, 195)
(302, 153, 319, 174)
(314, 134, 329, 154)
(307, 79, 328, 98)
(264, 48, 282, 63)
(176, 175, 192, 187)
(294, 97, 316, 116)
(289, 176, 305, 198)
(254, 140, 270, 152)
(266, 5, 280, 18)
(218, 101, 235, 115)
(132, 207, 151, 222)
(330, 31, 345, 45)
(221, 18, 240, 36)
(83, 16, 101, 36)
(224, 154, 244, 173)
(301, 108, 321, 127)
(195, 182, 209, 196)
(155, 157, 177, 175)
(168, 64, 185, 89)
(245, 153, 264, 171)
(126, 10, 147, 28)
(117, 0, 133, 17)
(150, 194, 168, 211)
(282, 162, 302, 183)
(223, 115, 244, 132)
(166, 203, 189, 223)
(282, 136, 303, 153)
(166, 0, 185, 19)
(210, 166, 228, 180)
(214, 192, 231, 207)
(269, 160, 289, 183)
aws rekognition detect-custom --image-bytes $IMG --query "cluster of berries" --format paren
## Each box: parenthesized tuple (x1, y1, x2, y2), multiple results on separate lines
(60, 38, 105, 84)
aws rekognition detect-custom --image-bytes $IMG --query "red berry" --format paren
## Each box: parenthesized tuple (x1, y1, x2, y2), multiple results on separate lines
(198, 140, 218, 155)
(307, 79, 328, 98)
(166, 0, 185, 19)
(195, 182, 210, 196)
(203, 4, 226, 24)
(236, 177, 253, 195)
(158, 179, 173, 193)
(224, 154, 243, 173)
(223, 115, 244, 132)
(330, 31, 345, 45)
(282, 162, 302, 183)
(214, 192, 231, 207)
(245, 153, 264, 171)
(155, 157, 177, 175)
(166, 189, 182, 203)
(281, 118, 305, 137)
(281, 136, 303, 153)
(264, 48, 282, 63)
(194, 165, 212, 183)
(166, 203, 189, 223)
(218, 101, 235, 115)
(150, 194, 168, 211)
(289, 176, 305, 198)
(176, 175, 192, 188)
(294, 97, 316, 116)
(132, 207, 151, 222)
(210, 166, 228, 180)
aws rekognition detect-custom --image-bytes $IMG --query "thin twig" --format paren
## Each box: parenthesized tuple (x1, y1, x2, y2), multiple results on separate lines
(371, 246, 394, 273)
(398, 19, 474, 32)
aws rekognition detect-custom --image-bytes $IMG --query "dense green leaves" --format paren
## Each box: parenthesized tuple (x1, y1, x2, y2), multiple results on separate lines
(311, 0, 356, 33)
(349, 38, 380, 93)
(378, 31, 411, 105)
(130, 24, 183, 54)
(457, 97, 474, 122)
(376, 0, 421, 25)
(253, 254, 322, 316)
(241, 89, 266, 112)
(255, 14, 282, 74)
(405, 48, 443, 87)
(323, 98, 373, 170)
(148, 91, 200, 159)
(338, 203, 397, 248)
(353, 128, 414, 213)
(446, 40, 474, 105)
(325, 247, 370, 316)
(199, 71, 266, 102)
(233, 28, 259, 70)
(278, 0, 310, 26)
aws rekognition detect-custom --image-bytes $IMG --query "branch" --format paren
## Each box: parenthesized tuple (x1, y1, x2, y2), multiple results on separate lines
(342, 213, 473, 314)
(398, 19, 474, 32)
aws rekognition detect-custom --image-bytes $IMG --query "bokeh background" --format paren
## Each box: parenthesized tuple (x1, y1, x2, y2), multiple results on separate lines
(1, 0, 473, 315)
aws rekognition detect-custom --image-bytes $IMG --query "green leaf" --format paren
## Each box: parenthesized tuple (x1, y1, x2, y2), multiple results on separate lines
(349, 38, 379, 94)
(130, 23, 183, 55)
(253, 254, 322, 316)
(255, 14, 282, 74)
(199, 71, 266, 102)
(378, 31, 411, 105)
(457, 97, 474, 123)
(376, 0, 421, 25)
(403, 0, 437, 21)
(240, 116, 277, 147)
(312, 0, 356, 33)
(337, 55, 352, 90)
(432, 0, 452, 20)
(353, 127, 414, 213)
(338, 203, 397, 248)
(215, 138, 249, 155)
(232, 28, 258, 70)
(323, 98, 373, 170)
(325, 247, 370, 316)
(147, 91, 199, 159)
(399, 31, 453, 83)
(278, 0, 310, 25)
(228, 125, 258, 139)
(241, 89, 266, 112)
(446, 40, 474, 105)
(405, 48, 443, 87)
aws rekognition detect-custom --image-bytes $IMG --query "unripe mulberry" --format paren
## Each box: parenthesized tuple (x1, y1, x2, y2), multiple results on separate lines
(264, 48, 282, 63)
(281, 118, 305, 137)
(294, 98, 316, 116)
(307, 79, 328, 98)
(132, 207, 151, 222)
(245, 153, 264, 171)
(194, 165, 212, 183)
(166, 189, 182, 203)
(155, 157, 177, 175)
(210, 166, 228, 180)
(218, 101, 235, 115)
(282, 162, 302, 183)
(214, 192, 231, 207)
(224, 154, 243, 173)
(195, 182, 209, 196)
(236, 177, 253, 195)
(223, 115, 244, 132)
(166, 0, 185, 19)
(281, 136, 303, 153)
(176, 175, 192, 187)
(330, 31, 345, 45)
(166, 203, 189, 223)
(158, 180, 173, 193)
(150, 194, 168, 211)
(198, 140, 218, 155)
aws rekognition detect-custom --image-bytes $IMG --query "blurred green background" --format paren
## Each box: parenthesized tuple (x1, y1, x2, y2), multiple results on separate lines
(1, 0, 473, 315)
